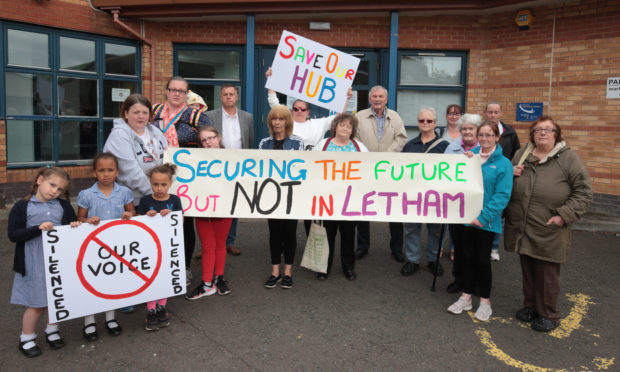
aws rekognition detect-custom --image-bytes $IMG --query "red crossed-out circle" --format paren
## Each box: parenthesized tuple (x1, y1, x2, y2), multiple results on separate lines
(76, 219, 162, 300)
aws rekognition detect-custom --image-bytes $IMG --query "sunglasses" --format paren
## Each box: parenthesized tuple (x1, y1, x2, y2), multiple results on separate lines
(292, 107, 308, 112)
(418, 119, 434, 124)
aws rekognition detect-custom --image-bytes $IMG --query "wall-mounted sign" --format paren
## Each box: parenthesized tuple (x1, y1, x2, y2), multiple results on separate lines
(516, 102, 543, 122)
(112, 88, 131, 102)
(607, 77, 620, 99)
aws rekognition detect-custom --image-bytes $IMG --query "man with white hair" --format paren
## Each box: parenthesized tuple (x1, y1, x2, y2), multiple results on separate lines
(354, 85, 408, 262)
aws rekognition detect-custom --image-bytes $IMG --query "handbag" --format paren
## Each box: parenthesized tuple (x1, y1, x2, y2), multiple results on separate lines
(300, 221, 329, 274)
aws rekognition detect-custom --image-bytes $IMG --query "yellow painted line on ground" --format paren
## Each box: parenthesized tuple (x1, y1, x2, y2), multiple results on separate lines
(475, 328, 615, 371)
(592, 357, 615, 370)
(475, 328, 566, 372)
(466, 311, 513, 325)
(550, 293, 595, 339)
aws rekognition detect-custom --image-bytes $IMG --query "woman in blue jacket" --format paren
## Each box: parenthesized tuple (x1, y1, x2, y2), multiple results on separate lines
(447, 120, 513, 321)
(258, 105, 304, 289)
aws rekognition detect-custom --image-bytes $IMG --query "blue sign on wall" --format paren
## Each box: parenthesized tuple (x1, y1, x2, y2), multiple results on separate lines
(516, 102, 543, 122)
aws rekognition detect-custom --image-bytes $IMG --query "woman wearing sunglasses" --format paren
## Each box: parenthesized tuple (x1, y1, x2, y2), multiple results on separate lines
(265, 67, 352, 151)
(400, 107, 449, 278)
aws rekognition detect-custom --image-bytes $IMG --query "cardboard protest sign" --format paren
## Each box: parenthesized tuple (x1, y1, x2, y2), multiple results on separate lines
(266, 30, 360, 113)
(43, 212, 185, 323)
(166, 148, 484, 223)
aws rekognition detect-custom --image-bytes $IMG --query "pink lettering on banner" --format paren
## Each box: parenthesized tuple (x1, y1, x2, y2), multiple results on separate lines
(341, 186, 360, 216)
(177, 184, 220, 213)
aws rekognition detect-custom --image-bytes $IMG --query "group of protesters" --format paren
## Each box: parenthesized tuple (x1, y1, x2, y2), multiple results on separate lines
(9, 70, 592, 358)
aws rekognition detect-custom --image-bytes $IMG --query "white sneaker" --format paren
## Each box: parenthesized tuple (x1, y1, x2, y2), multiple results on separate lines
(186, 269, 193, 286)
(475, 302, 493, 321)
(490, 251, 500, 261)
(447, 297, 473, 314)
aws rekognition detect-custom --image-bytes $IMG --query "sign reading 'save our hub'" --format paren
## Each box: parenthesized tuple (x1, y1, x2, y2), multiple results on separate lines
(607, 77, 620, 99)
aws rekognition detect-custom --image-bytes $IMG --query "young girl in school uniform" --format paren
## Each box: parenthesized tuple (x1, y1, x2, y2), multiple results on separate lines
(76, 153, 136, 341)
(9, 167, 80, 358)
(137, 163, 183, 331)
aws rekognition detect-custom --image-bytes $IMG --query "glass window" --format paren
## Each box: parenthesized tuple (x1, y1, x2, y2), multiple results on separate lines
(58, 77, 98, 116)
(103, 80, 139, 118)
(6, 120, 54, 163)
(105, 43, 136, 75)
(7, 29, 49, 68)
(353, 60, 369, 86)
(5, 72, 53, 116)
(58, 121, 99, 161)
(397, 51, 467, 130)
(103, 121, 114, 144)
(189, 84, 242, 111)
(397, 90, 462, 127)
(400, 55, 462, 86)
(3, 24, 140, 166)
(178, 50, 240, 80)
(60, 37, 96, 72)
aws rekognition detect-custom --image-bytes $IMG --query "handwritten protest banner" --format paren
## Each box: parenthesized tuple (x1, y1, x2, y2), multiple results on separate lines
(166, 148, 484, 223)
(43, 212, 185, 323)
(266, 30, 360, 113)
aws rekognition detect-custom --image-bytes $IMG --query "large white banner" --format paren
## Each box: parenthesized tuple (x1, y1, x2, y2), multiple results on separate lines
(265, 30, 360, 113)
(43, 212, 185, 323)
(167, 148, 484, 223)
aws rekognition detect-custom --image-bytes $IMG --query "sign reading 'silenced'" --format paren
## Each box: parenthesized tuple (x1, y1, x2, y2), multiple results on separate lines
(167, 148, 484, 223)
(43, 212, 185, 323)
(266, 30, 360, 113)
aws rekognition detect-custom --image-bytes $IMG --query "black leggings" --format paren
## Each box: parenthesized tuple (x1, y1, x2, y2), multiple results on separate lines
(324, 220, 356, 274)
(184, 216, 195, 269)
(268, 219, 298, 265)
(458, 226, 494, 298)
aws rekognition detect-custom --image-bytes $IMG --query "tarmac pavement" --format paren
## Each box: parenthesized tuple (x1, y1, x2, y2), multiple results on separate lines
(0, 205, 619, 371)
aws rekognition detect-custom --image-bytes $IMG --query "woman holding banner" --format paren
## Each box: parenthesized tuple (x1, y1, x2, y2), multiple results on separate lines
(266, 67, 353, 236)
(152, 76, 212, 286)
(446, 120, 512, 322)
(265, 67, 353, 150)
(103, 94, 168, 312)
(313, 113, 368, 281)
(444, 113, 481, 294)
(258, 105, 304, 289)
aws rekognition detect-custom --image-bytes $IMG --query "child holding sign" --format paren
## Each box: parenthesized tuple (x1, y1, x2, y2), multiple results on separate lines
(76, 153, 136, 341)
(137, 163, 183, 331)
(9, 167, 80, 358)
(186, 126, 233, 300)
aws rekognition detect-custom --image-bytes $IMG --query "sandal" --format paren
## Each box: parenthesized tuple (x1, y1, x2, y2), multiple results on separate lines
(45, 331, 65, 350)
(82, 323, 98, 342)
(105, 319, 122, 336)
(19, 339, 42, 358)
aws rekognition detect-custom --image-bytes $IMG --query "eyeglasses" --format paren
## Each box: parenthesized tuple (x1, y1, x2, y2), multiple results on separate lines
(292, 107, 308, 112)
(447, 112, 462, 117)
(478, 133, 496, 138)
(533, 128, 556, 134)
(418, 119, 434, 124)
(167, 88, 187, 95)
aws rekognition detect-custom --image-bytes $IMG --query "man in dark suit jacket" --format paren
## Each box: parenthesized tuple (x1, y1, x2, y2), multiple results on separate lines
(206, 84, 254, 256)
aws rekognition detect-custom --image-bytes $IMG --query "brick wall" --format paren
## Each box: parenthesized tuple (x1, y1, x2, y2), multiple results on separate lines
(1, 0, 619, 214)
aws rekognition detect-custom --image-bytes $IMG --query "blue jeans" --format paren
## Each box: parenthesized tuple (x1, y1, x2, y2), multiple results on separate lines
(404, 223, 442, 264)
(226, 218, 238, 246)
